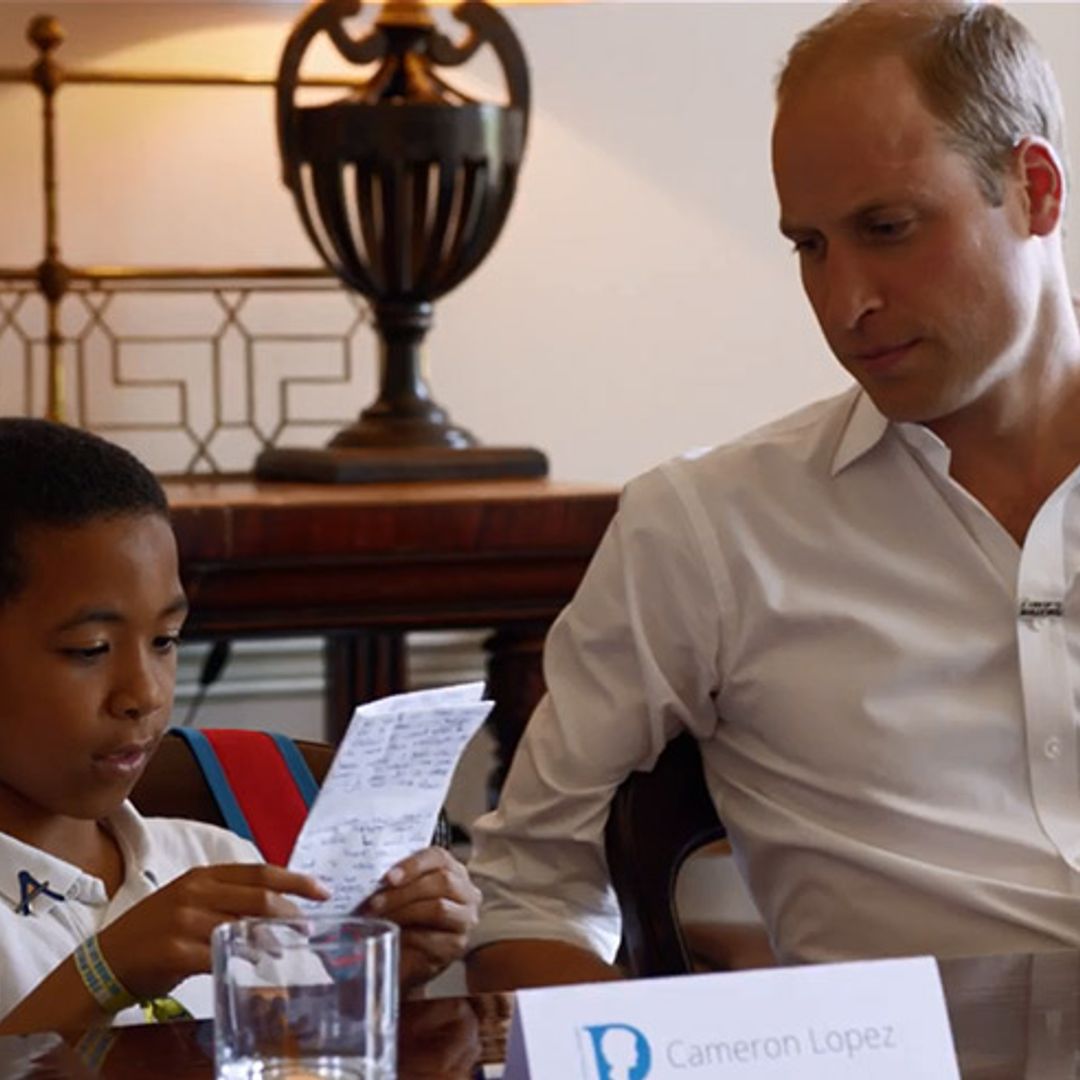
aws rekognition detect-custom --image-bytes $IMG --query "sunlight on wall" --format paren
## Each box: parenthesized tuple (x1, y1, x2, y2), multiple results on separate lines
(0, 2, 1077, 482)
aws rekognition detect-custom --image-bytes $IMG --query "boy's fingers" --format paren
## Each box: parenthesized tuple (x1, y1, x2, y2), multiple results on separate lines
(193, 864, 330, 901)
(400, 929, 467, 971)
(381, 846, 458, 887)
(198, 884, 307, 920)
(369, 862, 478, 914)
(169, 874, 311, 919)
(371, 846, 473, 898)
(366, 895, 478, 933)
(402, 926, 466, 951)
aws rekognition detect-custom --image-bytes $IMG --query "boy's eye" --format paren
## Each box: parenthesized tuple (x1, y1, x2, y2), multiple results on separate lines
(62, 643, 108, 661)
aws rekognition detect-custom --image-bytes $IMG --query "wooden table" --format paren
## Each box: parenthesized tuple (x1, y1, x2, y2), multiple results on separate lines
(5, 994, 511, 1079)
(165, 478, 618, 771)
(10, 952, 1080, 1077)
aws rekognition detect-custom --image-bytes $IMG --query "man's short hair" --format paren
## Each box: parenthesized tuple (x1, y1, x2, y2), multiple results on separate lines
(0, 418, 168, 605)
(777, 0, 1068, 206)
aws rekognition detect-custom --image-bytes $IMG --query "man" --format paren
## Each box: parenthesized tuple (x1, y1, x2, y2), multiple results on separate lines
(466, 0, 1080, 990)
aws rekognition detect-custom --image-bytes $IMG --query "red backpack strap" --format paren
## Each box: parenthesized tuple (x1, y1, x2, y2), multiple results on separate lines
(169, 729, 318, 866)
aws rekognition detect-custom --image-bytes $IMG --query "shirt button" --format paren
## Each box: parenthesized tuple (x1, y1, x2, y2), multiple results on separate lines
(1045, 737, 1062, 760)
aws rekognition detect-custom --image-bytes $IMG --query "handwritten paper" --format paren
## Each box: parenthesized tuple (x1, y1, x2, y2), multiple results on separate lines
(288, 682, 492, 914)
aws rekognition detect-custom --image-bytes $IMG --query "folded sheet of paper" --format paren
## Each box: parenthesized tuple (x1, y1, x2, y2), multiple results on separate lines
(288, 682, 492, 915)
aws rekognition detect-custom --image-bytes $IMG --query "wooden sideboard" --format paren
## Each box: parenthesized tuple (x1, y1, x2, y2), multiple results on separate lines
(165, 477, 619, 775)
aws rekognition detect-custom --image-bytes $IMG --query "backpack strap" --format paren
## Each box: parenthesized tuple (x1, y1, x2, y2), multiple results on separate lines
(167, 728, 254, 844)
(166, 729, 320, 865)
(267, 732, 320, 808)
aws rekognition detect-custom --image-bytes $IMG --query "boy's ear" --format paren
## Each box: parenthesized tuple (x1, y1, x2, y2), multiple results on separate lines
(1014, 137, 1065, 236)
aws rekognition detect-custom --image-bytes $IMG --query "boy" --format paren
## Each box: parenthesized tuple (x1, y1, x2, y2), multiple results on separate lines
(0, 418, 479, 1033)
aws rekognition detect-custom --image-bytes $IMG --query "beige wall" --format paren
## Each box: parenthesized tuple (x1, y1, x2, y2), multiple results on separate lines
(0, 2, 1078, 484)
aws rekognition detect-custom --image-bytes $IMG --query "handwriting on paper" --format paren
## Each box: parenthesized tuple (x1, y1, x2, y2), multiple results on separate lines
(288, 682, 492, 915)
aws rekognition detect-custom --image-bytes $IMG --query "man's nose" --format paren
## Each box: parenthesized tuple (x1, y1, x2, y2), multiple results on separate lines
(816, 249, 883, 333)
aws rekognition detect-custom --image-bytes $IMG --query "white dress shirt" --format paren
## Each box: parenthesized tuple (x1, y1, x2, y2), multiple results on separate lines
(468, 387, 1080, 964)
(0, 802, 261, 1024)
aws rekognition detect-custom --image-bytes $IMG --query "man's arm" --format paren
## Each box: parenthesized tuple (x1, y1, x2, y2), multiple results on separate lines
(467, 939, 621, 992)
(466, 466, 726, 991)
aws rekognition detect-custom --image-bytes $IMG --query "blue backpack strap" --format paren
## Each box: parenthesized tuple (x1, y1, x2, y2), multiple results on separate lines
(269, 732, 320, 809)
(167, 728, 255, 844)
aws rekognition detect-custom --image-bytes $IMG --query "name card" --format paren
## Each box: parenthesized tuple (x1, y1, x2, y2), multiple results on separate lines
(503, 956, 959, 1079)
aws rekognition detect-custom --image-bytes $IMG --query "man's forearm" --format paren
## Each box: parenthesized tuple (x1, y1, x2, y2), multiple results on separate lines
(466, 939, 622, 992)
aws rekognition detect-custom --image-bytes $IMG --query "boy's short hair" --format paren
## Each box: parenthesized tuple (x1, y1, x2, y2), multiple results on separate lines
(0, 418, 168, 606)
(777, 0, 1068, 206)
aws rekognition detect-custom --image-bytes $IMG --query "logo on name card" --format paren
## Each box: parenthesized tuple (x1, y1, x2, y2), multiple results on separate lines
(580, 1023, 653, 1080)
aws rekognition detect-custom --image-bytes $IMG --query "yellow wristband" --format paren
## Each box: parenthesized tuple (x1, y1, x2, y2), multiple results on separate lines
(73, 935, 136, 1015)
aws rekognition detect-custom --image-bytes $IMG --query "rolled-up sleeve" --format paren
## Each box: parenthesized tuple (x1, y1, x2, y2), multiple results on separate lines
(467, 462, 727, 961)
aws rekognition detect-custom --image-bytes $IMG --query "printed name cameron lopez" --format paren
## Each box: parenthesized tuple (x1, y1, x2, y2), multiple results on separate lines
(665, 1023, 898, 1069)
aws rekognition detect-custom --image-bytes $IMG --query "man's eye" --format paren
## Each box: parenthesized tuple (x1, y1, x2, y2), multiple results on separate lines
(153, 634, 181, 654)
(866, 218, 913, 240)
(790, 237, 823, 257)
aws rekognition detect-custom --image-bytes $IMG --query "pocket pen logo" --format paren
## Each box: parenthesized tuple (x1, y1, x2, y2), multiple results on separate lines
(1018, 598, 1063, 619)
(581, 1023, 652, 1080)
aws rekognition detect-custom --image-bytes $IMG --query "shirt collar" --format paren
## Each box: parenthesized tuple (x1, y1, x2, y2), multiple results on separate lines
(107, 801, 164, 888)
(830, 388, 953, 477)
(0, 802, 161, 917)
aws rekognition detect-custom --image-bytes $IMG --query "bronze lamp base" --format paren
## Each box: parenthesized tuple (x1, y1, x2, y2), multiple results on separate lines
(254, 444, 548, 483)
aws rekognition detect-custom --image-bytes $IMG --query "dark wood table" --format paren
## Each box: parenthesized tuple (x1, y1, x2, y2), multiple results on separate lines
(8, 952, 1080, 1077)
(3, 994, 511, 1079)
(165, 478, 618, 773)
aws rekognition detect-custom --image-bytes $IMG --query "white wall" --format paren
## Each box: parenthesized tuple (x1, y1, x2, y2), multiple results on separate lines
(2, 2, 1077, 484)
(3, 1, 1076, 932)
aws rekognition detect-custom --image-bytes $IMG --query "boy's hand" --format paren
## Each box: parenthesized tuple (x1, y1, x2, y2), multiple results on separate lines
(97, 864, 329, 1001)
(398, 997, 482, 1077)
(360, 848, 480, 991)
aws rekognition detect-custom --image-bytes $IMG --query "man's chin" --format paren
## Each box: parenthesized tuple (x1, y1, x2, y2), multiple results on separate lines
(858, 382, 955, 427)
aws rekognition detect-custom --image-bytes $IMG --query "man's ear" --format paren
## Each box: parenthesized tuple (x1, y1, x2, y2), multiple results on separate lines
(1014, 137, 1065, 236)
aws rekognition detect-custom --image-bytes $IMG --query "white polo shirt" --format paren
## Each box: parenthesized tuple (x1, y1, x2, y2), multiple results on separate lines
(469, 386, 1080, 964)
(0, 801, 260, 1024)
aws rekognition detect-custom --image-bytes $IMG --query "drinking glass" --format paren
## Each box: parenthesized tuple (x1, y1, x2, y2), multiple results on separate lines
(213, 916, 399, 1079)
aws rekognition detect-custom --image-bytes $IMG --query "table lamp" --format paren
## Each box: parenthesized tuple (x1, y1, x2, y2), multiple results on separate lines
(255, 0, 547, 482)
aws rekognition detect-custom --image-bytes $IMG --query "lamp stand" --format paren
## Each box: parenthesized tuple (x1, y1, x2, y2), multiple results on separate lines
(255, 0, 547, 484)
